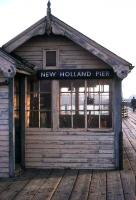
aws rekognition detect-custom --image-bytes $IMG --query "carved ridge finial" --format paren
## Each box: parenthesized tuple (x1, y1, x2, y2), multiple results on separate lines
(47, 0, 51, 17)
(46, 0, 52, 35)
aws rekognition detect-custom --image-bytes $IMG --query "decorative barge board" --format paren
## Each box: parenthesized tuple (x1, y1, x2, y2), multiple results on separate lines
(0, 1, 134, 176)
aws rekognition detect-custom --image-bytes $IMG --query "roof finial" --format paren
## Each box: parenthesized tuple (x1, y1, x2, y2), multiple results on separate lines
(46, 0, 52, 35)
(47, 0, 51, 17)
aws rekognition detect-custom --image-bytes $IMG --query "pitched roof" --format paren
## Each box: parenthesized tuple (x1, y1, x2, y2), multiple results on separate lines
(0, 48, 35, 77)
(2, 14, 134, 79)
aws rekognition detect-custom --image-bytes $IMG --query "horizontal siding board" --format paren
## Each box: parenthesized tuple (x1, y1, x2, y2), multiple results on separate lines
(25, 162, 114, 169)
(0, 141, 9, 147)
(26, 129, 114, 135)
(0, 173, 9, 178)
(25, 130, 115, 169)
(0, 168, 9, 173)
(25, 153, 114, 159)
(25, 135, 114, 141)
(0, 157, 9, 162)
(0, 120, 9, 125)
(25, 148, 114, 154)
(0, 78, 9, 178)
(0, 135, 9, 141)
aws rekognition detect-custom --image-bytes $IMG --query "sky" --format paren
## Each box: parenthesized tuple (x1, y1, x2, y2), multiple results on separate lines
(0, 0, 136, 99)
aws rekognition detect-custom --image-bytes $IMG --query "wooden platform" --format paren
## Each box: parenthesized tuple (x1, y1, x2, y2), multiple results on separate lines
(0, 109, 135, 200)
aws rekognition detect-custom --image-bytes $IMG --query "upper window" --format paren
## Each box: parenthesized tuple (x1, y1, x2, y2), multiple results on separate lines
(59, 80, 112, 129)
(45, 50, 57, 67)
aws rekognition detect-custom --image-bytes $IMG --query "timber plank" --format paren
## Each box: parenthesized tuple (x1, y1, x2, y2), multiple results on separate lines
(69, 170, 92, 200)
(0, 170, 40, 200)
(0, 181, 13, 194)
(14, 170, 52, 200)
(107, 171, 124, 200)
(120, 148, 135, 200)
(33, 169, 65, 200)
(51, 169, 78, 200)
(88, 171, 106, 200)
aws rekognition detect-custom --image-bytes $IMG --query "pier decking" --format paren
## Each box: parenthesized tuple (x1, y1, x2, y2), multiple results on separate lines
(0, 109, 135, 200)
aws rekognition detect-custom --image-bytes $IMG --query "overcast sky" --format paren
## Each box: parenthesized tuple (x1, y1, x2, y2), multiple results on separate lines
(0, 0, 136, 99)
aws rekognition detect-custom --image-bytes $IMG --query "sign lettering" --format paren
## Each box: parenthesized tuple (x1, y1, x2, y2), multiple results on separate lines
(37, 69, 114, 80)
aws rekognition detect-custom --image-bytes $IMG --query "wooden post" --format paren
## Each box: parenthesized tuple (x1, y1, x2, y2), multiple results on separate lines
(52, 80, 59, 130)
(113, 77, 123, 170)
(9, 78, 15, 177)
(20, 76, 26, 169)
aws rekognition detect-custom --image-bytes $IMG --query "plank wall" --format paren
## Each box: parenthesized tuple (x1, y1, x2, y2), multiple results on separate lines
(25, 130, 115, 169)
(14, 35, 111, 70)
(14, 35, 114, 169)
(0, 74, 9, 177)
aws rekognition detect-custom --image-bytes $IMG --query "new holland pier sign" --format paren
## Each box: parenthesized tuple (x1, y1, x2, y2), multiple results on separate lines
(37, 69, 114, 80)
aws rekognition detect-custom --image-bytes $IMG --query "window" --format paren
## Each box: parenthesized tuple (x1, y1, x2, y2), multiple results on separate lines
(27, 78, 52, 128)
(45, 50, 57, 67)
(59, 80, 112, 129)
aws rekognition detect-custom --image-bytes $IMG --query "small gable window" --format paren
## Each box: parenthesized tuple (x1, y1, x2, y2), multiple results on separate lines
(45, 50, 57, 67)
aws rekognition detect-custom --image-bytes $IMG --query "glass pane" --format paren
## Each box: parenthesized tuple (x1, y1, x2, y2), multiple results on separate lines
(14, 111, 20, 129)
(72, 80, 85, 92)
(60, 93, 71, 110)
(60, 110, 71, 115)
(100, 114, 112, 128)
(100, 105, 109, 110)
(87, 81, 99, 92)
(14, 94, 19, 111)
(87, 113, 99, 128)
(14, 79, 19, 93)
(60, 115, 71, 128)
(79, 93, 85, 110)
(60, 80, 71, 92)
(40, 111, 51, 128)
(73, 114, 85, 128)
(46, 51, 56, 66)
(40, 80, 51, 92)
(40, 93, 51, 110)
(28, 111, 39, 127)
(100, 94, 109, 104)
(30, 93, 39, 110)
(30, 80, 39, 92)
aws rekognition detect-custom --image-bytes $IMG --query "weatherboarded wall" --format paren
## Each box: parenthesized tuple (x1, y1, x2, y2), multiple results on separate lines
(14, 35, 111, 70)
(25, 130, 115, 169)
(0, 73, 9, 177)
(14, 35, 115, 169)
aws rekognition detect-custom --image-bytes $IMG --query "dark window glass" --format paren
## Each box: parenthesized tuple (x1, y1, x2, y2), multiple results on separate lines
(40, 111, 51, 128)
(46, 51, 56, 66)
(40, 94, 51, 110)
(29, 111, 39, 127)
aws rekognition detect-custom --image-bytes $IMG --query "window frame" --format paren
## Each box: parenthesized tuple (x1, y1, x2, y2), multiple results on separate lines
(59, 79, 113, 131)
(26, 78, 52, 129)
(26, 78, 113, 132)
(43, 49, 59, 69)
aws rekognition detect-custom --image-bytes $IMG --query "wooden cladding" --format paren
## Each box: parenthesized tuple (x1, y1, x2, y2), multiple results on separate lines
(0, 77, 9, 177)
(25, 130, 115, 169)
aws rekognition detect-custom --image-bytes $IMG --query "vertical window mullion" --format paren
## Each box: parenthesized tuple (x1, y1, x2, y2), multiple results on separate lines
(85, 80, 87, 129)
(99, 82, 101, 128)
(71, 82, 73, 128)
(39, 81, 40, 128)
